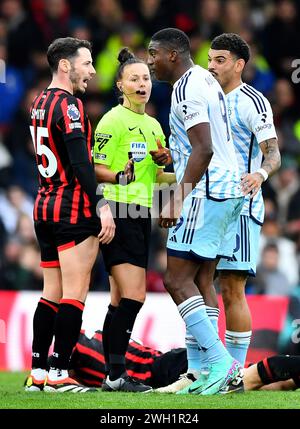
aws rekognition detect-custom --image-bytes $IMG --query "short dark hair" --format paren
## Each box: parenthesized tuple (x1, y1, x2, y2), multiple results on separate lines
(47, 37, 92, 72)
(211, 33, 250, 64)
(116, 47, 145, 80)
(151, 28, 190, 53)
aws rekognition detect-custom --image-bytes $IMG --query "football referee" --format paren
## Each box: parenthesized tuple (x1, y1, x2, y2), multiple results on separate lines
(94, 47, 175, 393)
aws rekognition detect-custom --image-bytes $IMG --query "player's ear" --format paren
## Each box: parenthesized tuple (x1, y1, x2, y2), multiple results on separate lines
(169, 49, 178, 63)
(59, 59, 71, 73)
(236, 58, 245, 74)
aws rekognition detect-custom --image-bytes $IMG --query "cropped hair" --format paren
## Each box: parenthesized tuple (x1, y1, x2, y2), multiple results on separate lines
(211, 33, 250, 63)
(151, 28, 190, 53)
(47, 37, 92, 72)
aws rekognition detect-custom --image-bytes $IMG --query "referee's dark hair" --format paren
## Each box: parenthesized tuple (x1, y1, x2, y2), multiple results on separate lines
(116, 47, 145, 81)
(211, 33, 250, 64)
(151, 28, 190, 54)
(47, 37, 92, 73)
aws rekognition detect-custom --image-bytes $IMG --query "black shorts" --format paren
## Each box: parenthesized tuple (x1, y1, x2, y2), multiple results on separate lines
(34, 217, 100, 268)
(151, 348, 187, 388)
(101, 202, 151, 273)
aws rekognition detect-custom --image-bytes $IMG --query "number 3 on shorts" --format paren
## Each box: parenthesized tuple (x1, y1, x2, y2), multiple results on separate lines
(30, 126, 58, 178)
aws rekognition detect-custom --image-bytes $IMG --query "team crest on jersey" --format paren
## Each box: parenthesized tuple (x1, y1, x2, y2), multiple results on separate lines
(130, 142, 147, 162)
(67, 104, 80, 121)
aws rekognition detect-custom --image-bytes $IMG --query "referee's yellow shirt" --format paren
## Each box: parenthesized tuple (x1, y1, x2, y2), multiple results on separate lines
(94, 104, 166, 208)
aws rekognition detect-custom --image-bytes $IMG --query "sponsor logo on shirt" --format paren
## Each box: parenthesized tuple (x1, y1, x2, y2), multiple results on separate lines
(68, 122, 82, 129)
(67, 104, 80, 121)
(184, 112, 200, 121)
(95, 133, 112, 151)
(261, 113, 267, 123)
(95, 133, 112, 140)
(255, 123, 272, 133)
(95, 153, 107, 160)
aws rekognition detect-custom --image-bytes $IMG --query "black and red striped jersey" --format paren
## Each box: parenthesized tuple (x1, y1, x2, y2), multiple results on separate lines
(70, 330, 162, 387)
(29, 88, 97, 224)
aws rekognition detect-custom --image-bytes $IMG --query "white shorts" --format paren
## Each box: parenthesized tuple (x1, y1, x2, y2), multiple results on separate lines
(217, 215, 261, 275)
(167, 195, 244, 262)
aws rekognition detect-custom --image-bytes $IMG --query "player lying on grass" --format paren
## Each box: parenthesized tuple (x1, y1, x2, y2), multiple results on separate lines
(25, 329, 300, 393)
(68, 330, 300, 393)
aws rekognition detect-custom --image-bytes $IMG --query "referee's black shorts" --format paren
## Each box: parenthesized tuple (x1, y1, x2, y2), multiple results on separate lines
(101, 202, 151, 273)
(34, 217, 100, 268)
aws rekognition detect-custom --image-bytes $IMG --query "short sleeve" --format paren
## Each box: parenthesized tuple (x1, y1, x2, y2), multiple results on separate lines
(175, 93, 209, 131)
(246, 96, 277, 144)
(93, 112, 121, 166)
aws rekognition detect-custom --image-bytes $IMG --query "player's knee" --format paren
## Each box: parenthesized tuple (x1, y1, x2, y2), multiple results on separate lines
(163, 271, 180, 295)
(221, 283, 246, 307)
(123, 288, 146, 303)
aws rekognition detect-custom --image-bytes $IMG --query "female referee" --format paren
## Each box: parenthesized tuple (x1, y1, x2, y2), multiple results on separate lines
(93, 47, 174, 393)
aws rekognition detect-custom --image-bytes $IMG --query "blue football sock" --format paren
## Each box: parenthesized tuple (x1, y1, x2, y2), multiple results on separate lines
(225, 330, 252, 366)
(179, 296, 230, 365)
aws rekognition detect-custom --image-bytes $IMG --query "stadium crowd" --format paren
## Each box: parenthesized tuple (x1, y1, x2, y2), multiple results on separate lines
(1, 0, 300, 297)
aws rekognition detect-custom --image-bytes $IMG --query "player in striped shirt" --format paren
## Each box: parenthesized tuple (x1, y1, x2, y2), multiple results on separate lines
(71, 330, 300, 393)
(156, 34, 281, 395)
(208, 33, 281, 365)
(148, 28, 245, 395)
(25, 37, 115, 393)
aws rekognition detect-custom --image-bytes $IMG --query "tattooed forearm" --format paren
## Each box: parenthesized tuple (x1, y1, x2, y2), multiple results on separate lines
(260, 138, 281, 177)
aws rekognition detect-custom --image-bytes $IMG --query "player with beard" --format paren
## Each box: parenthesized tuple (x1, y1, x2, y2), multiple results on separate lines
(25, 37, 115, 393)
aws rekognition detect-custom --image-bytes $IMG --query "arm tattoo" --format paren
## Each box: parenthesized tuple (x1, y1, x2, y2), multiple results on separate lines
(260, 138, 281, 177)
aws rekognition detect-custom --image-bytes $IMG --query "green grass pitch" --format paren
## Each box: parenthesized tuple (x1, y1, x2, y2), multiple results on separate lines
(0, 372, 300, 409)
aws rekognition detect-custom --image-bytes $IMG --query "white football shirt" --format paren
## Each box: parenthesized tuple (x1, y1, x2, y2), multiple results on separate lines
(169, 65, 241, 200)
(226, 83, 277, 224)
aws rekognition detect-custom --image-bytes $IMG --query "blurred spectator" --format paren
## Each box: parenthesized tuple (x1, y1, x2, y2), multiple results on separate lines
(0, 42, 25, 133)
(259, 198, 299, 287)
(263, 0, 300, 79)
(29, 0, 70, 50)
(0, 132, 13, 188)
(197, 0, 223, 40)
(3, 241, 43, 290)
(133, 0, 171, 39)
(0, 185, 33, 235)
(172, 0, 197, 34)
(242, 37, 275, 95)
(222, 0, 251, 34)
(271, 79, 300, 157)
(87, 0, 124, 55)
(0, 235, 22, 288)
(15, 213, 36, 245)
(253, 242, 294, 295)
(94, 23, 143, 95)
(269, 155, 300, 225)
(4, 86, 40, 197)
(1, 0, 37, 68)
